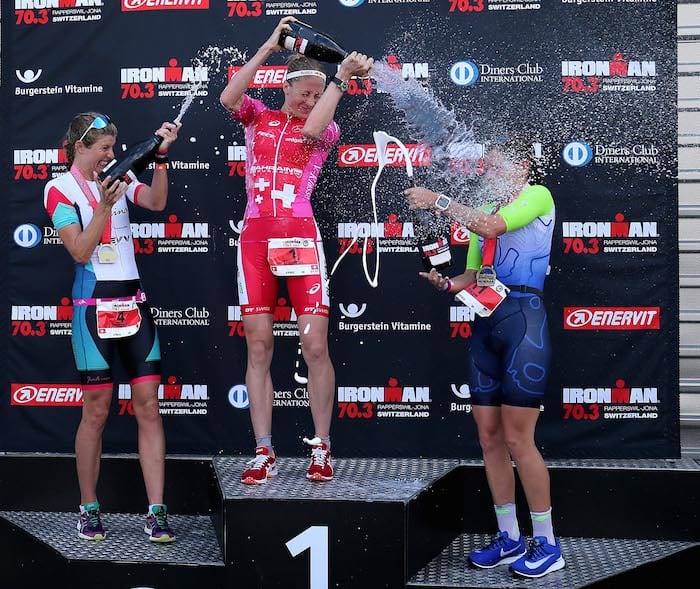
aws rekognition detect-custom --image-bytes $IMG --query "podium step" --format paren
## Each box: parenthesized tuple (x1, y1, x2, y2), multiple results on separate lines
(215, 456, 464, 588)
(0, 510, 225, 589)
(0, 510, 223, 564)
(408, 534, 699, 589)
(0, 455, 696, 588)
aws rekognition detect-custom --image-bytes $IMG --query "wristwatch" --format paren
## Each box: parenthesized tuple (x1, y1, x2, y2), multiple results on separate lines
(434, 194, 451, 211)
(331, 76, 349, 92)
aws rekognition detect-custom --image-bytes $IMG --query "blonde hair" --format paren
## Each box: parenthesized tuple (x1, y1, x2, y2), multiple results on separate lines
(63, 112, 117, 166)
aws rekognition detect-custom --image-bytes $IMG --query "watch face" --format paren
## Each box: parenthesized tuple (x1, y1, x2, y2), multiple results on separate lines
(436, 195, 450, 210)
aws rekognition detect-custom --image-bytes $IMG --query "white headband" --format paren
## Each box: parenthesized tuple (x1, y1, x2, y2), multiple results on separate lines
(285, 69, 327, 82)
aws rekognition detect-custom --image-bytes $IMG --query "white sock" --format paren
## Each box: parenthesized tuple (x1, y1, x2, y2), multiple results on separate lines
(531, 508, 555, 544)
(494, 503, 520, 541)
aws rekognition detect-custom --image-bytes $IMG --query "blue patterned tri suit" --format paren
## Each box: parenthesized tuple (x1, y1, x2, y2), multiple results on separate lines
(465, 184, 555, 408)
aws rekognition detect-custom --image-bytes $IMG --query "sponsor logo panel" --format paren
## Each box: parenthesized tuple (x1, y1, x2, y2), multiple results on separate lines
(338, 377, 432, 420)
(562, 379, 659, 422)
(562, 213, 659, 255)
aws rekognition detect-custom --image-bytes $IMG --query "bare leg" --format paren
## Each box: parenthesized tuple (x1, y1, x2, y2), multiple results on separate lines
(243, 314, 275, 440)
(502, 404, 551, 513)
(75, 388, 112, 505)
(298, 314, 334, 438)
(131, 378, 166, 505)
(472, 405, 516, 506)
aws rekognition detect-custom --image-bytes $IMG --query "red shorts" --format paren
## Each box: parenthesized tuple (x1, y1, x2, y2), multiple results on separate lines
(237, 217, 330, 317)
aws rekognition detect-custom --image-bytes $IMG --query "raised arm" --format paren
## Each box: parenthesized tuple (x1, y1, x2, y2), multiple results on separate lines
(404, 186, 507, 239)
(220, 16, 296, 113)
(133, 121, 181, 211)
(302, 51, 374, 140)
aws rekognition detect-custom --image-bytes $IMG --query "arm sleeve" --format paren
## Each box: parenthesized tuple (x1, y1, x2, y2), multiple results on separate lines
(497, 185, 554, 232)
(232, 95, 266, 126)
(466, 232, 482, 271)
(465, 185, 554, 270)
(44, 185, 80, 230)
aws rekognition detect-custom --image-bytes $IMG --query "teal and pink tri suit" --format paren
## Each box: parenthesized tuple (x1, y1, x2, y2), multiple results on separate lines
(44, 169, 161, 390)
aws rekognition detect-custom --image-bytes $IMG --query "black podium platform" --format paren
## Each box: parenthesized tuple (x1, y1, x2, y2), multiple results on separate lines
(0, 454, 698, 589)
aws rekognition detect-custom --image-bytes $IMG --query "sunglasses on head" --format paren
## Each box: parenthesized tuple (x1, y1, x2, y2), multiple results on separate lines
(77, 113, 111, 143)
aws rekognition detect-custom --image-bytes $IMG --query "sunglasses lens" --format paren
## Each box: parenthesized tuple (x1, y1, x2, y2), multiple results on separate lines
(93, 115, 109, 130)
(77, 114, 110, 142)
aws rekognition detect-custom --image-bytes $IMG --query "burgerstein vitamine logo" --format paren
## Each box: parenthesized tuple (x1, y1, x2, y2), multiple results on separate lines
(338, 0, 365, 6)
(15, 69, 42, 83)
(338, 303, 367, 318)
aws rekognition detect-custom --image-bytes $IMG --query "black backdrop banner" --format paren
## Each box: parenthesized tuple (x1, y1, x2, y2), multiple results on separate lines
(1, 0, 678, 459)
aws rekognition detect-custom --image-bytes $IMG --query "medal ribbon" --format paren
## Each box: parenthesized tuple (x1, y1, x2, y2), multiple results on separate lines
(70, 165, 112, 245)
(480, 204, 500, 268)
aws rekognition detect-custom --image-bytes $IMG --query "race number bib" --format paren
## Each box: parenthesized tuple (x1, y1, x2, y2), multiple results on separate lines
(96, 298, 142, 339)
(454, 280, 510, 318)
(267, 238, 320, 276)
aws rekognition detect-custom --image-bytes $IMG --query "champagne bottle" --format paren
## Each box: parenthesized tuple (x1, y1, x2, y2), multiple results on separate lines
(412, 209, 452, 272)
(98, 134, 164, 186)
(279, 21, 348, 64)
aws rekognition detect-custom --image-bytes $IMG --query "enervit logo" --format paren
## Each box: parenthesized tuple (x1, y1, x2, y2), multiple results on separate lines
(562, 141, 593, 167)
(14, 224, 42, 248)
(228, 384, 249, 409)
(450, 61, 479, 86)
(450, 223, 470, 246)
(11, 384, 83, 407)
(123, 0, 209, 9)
(16, 69, 42, 83)
(338, 303, 367, 318)
(337, 143, 430, 167)
(563, 307, 660, 330)
(338, 0, 365, 6)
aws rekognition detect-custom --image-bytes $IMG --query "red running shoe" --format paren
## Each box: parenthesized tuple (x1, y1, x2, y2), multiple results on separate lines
(305, 440, 333, 482)
(241, 446, 278, 485)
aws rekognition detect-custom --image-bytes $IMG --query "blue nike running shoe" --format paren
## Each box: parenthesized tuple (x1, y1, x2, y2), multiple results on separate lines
(469, 531, 527, 568)
(510, 536, 565, 578)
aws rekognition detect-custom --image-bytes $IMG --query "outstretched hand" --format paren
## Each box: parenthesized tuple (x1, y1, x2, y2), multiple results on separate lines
(419, 268, 451, 291)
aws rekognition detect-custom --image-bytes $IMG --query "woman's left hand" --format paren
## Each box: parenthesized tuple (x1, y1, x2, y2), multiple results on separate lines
(155, 121, 182, 150)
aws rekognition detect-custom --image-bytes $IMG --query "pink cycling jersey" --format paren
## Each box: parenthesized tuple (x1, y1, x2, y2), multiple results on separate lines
(234, 94, 340, 219)
(232, 95, 340, 317)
